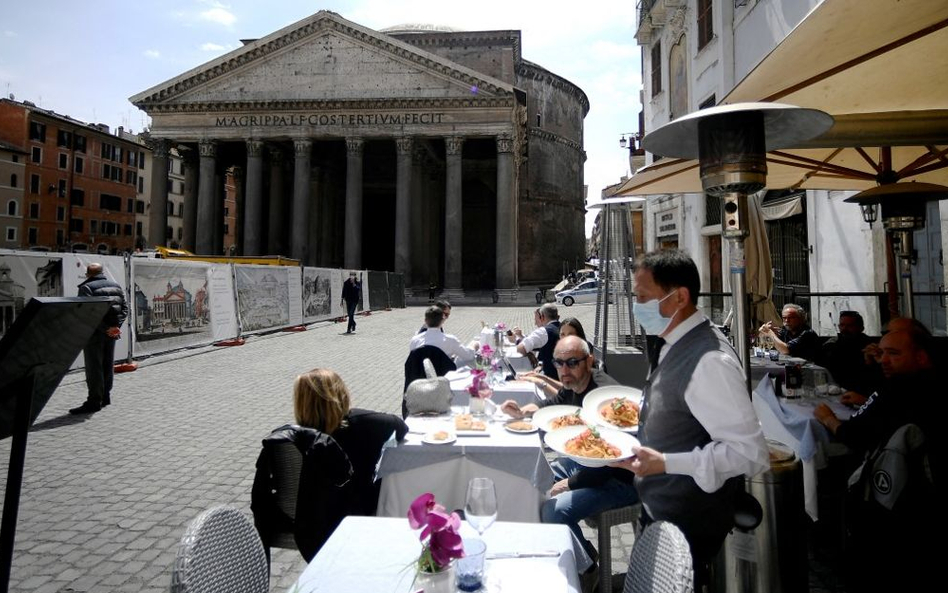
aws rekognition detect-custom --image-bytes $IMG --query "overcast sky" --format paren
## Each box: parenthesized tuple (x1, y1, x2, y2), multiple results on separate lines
(0, 0, 642, 237)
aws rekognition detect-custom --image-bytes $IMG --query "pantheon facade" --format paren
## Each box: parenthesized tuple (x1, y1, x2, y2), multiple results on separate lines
(131, 11, 588, 294)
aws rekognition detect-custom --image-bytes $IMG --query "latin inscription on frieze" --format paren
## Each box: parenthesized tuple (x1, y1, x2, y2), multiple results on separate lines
(215, 112, 447, 127)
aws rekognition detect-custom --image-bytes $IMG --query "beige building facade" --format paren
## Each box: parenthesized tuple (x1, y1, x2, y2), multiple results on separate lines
(130, 11, 588, 294)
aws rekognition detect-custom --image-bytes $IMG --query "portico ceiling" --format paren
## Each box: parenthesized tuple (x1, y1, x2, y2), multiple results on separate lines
(616, 0, 948, 196)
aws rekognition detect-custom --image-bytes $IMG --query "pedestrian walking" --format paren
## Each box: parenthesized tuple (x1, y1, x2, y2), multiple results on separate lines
(70, 263, 128, 414)
(341, 272, 362, 334)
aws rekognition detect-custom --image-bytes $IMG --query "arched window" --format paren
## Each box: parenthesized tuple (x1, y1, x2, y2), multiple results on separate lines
(6, 200, 16, 216)
(9, 174, 16, 188)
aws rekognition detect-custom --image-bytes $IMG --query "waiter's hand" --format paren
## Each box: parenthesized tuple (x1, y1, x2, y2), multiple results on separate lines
(550, 478, 570, 496)
(106, 327, 121, 339)
(622, 446, 666, 477)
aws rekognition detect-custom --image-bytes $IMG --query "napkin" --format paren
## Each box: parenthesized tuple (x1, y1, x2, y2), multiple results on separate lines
(752, 375, 823, 461)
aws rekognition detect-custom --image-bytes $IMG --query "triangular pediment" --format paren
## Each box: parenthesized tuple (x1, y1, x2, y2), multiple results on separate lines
(130, 11, 515, 110)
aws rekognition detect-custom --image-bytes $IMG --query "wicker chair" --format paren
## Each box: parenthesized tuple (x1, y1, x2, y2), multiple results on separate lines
(586, 504, 642, 593)
(171, 506, 269, 593)
(622, 521, 693, 593)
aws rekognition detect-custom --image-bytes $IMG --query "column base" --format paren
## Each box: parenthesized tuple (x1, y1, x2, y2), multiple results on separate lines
(440, 288, 466, 300)
(494, 289, 520, 303)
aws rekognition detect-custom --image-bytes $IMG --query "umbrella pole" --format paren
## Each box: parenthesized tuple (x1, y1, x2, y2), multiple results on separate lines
(727, 234, 752, 395)
(894, 230, 916, 318)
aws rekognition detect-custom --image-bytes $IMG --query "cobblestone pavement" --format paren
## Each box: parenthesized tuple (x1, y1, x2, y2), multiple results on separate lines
(1, 304, 631, 593)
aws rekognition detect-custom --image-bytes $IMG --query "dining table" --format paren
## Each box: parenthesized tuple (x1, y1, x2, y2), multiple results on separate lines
(291, 516, 582, 593)
(751, 375, 854, 521)
(376, 406, 555, 523)
(749, 353, 832, 395)
(446, 369, 543, 407)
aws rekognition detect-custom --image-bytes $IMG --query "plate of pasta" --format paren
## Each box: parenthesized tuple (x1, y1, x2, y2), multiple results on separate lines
(544, 425, 639, 467)
(530, 405, 584, 432)
(582, 386, 643, 433)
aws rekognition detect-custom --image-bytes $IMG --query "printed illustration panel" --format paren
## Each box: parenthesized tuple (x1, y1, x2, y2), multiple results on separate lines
(61, 253, 131, 365)
(129, 259, 216, 356)
(287, 266, 303, 326)
(367, 270, 388, 311)
(235, 264, 291, 333)
(208, 264, 239, 342)
(302, 267, 334, 324)
(0, 253, 64, 340)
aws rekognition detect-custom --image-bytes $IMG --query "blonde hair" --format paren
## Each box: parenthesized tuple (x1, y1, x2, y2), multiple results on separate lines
(293, 368, 351, 433)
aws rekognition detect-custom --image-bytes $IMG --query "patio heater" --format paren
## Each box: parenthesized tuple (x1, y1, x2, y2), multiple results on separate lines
(642, 103, 833, 390)
(845, 182, 948, 318)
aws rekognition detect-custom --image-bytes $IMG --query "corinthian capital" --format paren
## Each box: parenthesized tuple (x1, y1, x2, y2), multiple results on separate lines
(395, 136, 414, 156)
(345, 137, 364, 156)
(294, 139, 312, 157)
(496, 134, 513, 154)
(198, 139, 217, 158)
(445, 136, 464, 156)
(246, 139, 264, 158)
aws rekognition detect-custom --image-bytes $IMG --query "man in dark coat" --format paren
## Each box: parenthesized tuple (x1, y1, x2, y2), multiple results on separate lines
(340, 272, 362, 334)
(71, 263, 128, 414)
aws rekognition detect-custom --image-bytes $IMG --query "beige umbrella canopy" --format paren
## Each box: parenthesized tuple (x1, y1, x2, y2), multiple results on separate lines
(616, 0, 948, 198)
(745, 192, 782, 329)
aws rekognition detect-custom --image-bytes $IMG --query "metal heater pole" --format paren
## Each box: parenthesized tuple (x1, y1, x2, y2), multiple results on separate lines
(896, 231, 916, 318)
(728, 236, 751, 394)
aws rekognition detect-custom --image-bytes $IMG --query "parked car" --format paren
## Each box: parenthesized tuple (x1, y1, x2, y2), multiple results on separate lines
(555, 279, 599, 306)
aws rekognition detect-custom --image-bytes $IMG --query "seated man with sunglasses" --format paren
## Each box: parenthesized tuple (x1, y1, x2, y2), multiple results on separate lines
(500, 336, 639, 578)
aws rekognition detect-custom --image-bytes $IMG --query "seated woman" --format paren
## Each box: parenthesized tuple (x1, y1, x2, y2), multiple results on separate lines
(518, 318, 615, 397)
(252, 368, 408, 560)
(294, 368, 409, 515)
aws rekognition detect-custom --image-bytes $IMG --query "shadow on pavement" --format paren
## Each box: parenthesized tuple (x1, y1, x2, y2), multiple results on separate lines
(29, 413, 94, 433)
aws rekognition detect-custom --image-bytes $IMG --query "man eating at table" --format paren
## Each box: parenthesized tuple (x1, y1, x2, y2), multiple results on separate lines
(501, 336, 638, 585)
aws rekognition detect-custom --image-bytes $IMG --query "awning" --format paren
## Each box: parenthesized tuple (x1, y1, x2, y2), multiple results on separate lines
(616, 0, 948, 198)
(761, 195, 803, 221)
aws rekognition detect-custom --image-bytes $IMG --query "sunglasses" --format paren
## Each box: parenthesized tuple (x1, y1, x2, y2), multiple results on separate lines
(552, 356, 586, 369)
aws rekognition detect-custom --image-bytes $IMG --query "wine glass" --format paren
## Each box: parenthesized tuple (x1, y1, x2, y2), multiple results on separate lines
(464, 477, 497, 536)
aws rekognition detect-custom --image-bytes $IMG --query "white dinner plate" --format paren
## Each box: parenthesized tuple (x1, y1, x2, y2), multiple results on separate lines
(504, 420, 539, 434)
(422, 431, 457, 445)
(544, 425, 639, 468)
(530, 405, 584, 432)
(582, 386, 643, 433)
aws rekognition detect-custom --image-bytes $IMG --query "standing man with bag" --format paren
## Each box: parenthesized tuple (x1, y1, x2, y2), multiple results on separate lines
(70, 263, 128, 415)
(341, 271, 362, 334)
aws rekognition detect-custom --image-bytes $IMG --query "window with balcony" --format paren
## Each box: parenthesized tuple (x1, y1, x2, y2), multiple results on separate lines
(74, 135, 86, 153)
(29, 121, 46, 142)
(57, 130, 73, 148)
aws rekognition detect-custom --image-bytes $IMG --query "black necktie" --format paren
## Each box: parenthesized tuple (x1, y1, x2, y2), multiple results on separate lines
(648, 337, 665, 372)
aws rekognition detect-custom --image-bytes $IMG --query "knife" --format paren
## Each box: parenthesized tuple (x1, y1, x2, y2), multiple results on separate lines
(486, 550, 561, 559)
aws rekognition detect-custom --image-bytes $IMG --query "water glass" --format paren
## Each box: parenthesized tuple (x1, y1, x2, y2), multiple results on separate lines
(456, 538, 487, 592)
(465, 477, 497, 536)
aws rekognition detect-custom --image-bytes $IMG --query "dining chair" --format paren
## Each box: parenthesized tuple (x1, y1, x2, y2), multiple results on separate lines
(586, 503, 642, 593)
(622, 521, 693, 593)
(259, 440, 304, 565)
(170, 505, 269, 593)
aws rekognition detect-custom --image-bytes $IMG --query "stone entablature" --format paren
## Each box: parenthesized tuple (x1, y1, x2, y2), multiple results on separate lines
(517, 61, 590, 115)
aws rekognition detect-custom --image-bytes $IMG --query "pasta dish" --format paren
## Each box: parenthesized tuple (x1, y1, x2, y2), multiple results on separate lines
(564, 428, 621, 459)
(550, 411, 585, 430)
(600, 398, 640, 428)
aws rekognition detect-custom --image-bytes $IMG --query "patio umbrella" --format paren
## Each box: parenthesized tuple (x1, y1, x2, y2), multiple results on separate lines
(745, 192, 781, 330)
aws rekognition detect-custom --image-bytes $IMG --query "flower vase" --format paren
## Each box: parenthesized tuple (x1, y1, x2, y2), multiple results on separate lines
(469, 394, 487, 416)
(415, 563, 455, 593)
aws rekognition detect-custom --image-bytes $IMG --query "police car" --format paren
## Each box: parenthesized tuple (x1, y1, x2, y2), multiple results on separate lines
(555, 279, 599, 306)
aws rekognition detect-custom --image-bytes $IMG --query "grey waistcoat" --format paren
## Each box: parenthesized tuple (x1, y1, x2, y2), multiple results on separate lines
(635, 319, 741, 536)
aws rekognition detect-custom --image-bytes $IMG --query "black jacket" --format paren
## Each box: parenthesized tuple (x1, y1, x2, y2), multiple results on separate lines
(78, 273, 128, 330)
(251, 425, 353, 561)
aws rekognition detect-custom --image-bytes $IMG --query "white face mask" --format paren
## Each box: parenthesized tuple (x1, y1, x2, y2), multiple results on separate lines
(632, 291, 678, 336)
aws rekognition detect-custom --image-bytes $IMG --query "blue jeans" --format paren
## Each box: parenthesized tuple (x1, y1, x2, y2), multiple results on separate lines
(346, 301, 358, 332)
(541, 458, 639, 563)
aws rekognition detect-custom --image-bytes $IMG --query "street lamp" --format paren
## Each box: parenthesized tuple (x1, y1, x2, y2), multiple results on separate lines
(618, 133, 640, 150)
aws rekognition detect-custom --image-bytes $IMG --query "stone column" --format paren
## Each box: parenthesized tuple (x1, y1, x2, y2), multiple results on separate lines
(148, 139, 170, 248)
(495, 134, 517, 292)
(243, 140, 264, 255)
(291, 139, 312, 262)
(344, 137, 364, 269)
(181, 148, 198, 252)
(394, 136, 413, 280)
(410, 143, 427, 286)
(443, 136, 464, 296)
(196, 140, 216, 254)
(267, 146, 286, 255)
(232, 165, 244, 255)
(213, 164, 224, 255)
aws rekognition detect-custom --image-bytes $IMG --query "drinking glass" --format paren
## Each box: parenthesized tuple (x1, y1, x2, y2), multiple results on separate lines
(464, 477, 497, 536)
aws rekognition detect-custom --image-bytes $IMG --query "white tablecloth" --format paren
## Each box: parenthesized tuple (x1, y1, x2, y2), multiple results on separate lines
(750, 356, 830, 393)
(752, 376, 853, 521)
(377, 408, 555, 522)
(447, 370, 542, 407)
(292, 516, 581, 593)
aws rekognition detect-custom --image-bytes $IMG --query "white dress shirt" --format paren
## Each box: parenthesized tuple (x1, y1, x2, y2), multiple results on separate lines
(519, 326, 549, 352)
(409, 327, 476, 360)
(655, 310, 769, 493)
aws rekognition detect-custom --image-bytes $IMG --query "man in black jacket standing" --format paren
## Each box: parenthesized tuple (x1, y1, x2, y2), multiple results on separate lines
(71, 263, 128, 414)
(340, 272, 362, 334)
